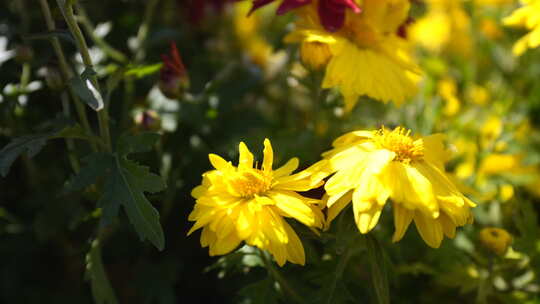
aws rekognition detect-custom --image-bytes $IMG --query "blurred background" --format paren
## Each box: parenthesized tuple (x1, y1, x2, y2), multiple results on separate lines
(1, 0, 540, 303)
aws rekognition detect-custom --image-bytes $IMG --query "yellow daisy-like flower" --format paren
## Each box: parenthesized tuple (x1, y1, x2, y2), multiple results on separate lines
(321, 127, 476, 248)
(285, 0, 421, 112)
(188, 139, 325, 266)
(503, 0, 540, 56)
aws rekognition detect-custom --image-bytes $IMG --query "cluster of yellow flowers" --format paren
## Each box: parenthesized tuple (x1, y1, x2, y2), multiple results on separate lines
(188, 128, 476, 265)
(188, 0, 540, 266)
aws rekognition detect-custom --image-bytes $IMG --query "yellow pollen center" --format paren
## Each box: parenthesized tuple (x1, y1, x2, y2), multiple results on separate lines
(232, 169, 272, 198)
(374, 127, 424, 163)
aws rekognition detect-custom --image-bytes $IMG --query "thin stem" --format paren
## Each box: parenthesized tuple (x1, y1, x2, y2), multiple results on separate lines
(476, 256, 494, 304)
(57, 0, 112, 152)
(134, 0, 160, 62)
(61, 93, 81, 172)
(20, 63, 31, 90)
(38, 0, 97, 152)
(259, 250, 306, 304)
(74, 4, 128, 63)
(325, 238, 354, 304)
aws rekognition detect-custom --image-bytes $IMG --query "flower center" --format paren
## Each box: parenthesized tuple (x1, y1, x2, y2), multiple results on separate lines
(232, 169, 272, 198)
(374, 127, 424, 163)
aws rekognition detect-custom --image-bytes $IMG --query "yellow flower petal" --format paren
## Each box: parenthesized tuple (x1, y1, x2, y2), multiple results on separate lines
(414, 213, 444, 248)
(238, 142, 254, 170)
(262, 138, 273, 172)
(392, 203, 414, 242)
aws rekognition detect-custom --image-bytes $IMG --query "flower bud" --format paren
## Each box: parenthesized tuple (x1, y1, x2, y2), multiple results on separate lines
(479, 227, 512, 256)
(159, 42, 189, 99)
(134, 110, 162, 132)
(15, 45, 34, 63)
(300, 41, 332, 70)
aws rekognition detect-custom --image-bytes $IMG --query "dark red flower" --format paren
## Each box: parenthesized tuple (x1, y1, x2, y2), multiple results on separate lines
(159, 42, 189, 99)
(180, 0, 235, 25)
(250, 0, 361, 32)
(318, 0, 361, 32)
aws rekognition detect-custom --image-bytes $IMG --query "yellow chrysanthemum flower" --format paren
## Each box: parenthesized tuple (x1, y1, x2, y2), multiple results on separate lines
(285, 0, 421, 112)
(504, 0, 540, 56)
(188, 139, 325, 266)
(410, 0, 472, 56)
(321, 127, 476, 248)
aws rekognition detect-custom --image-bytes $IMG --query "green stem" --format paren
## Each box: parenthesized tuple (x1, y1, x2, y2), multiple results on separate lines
(134, 0, 160, 62)
(38, 0, 96, 152)
(259, 250, 306, 304)
(325, 241, 353, 304)
(20, 63, 31, 90)
(476, 256, 494, 304)
(57, 0, 112, 152)
(74, 4, 128, 63)
(120, 77, 135, 130)
(61, 93, 81, 172)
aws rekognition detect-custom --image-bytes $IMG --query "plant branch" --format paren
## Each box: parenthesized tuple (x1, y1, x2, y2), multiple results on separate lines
(134, 0, 160, 62)
(56, 0, 112, 152)
(38, 0, 97, 152)
(74, 4, 128, 63)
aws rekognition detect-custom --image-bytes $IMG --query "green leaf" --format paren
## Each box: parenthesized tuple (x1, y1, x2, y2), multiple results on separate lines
(238, 278, 280, 304)
(69, 68, 104, 111)
(365, 235, 390, 304)
(64, 153, 113, 193)
(85, 239, 119, 304)
(124, 63, 162, 79)
(117, 132, 161, 156)
(98, 157, 166, 250)
(51, 124, 103, 145)
(0, 133, 52, 177)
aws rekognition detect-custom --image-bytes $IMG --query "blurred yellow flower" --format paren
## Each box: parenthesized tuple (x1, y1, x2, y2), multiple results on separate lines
(188, 139, 325, 266)
(480, 19, 504, 40)
(503, 0, 540, 56)
(234, 1, 276, 68)
(410, 0, 472, 56)
(466, 84, 490, 106)
(478, 153, 527, 175)
(499, 183, 515, 201)
(320, 127, 476, 248)
(285, 0, 421, 112)
(475, 0, 514, 6)
(479, 227, 512, 256)
(438, 78, 461, 116)
(480, 116, 503, 149)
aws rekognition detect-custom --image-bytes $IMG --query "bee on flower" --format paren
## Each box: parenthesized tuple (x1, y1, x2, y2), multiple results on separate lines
(284, 0, 422, 112)
(319, 127, 476, 248)
(188, 139, 326, 266)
